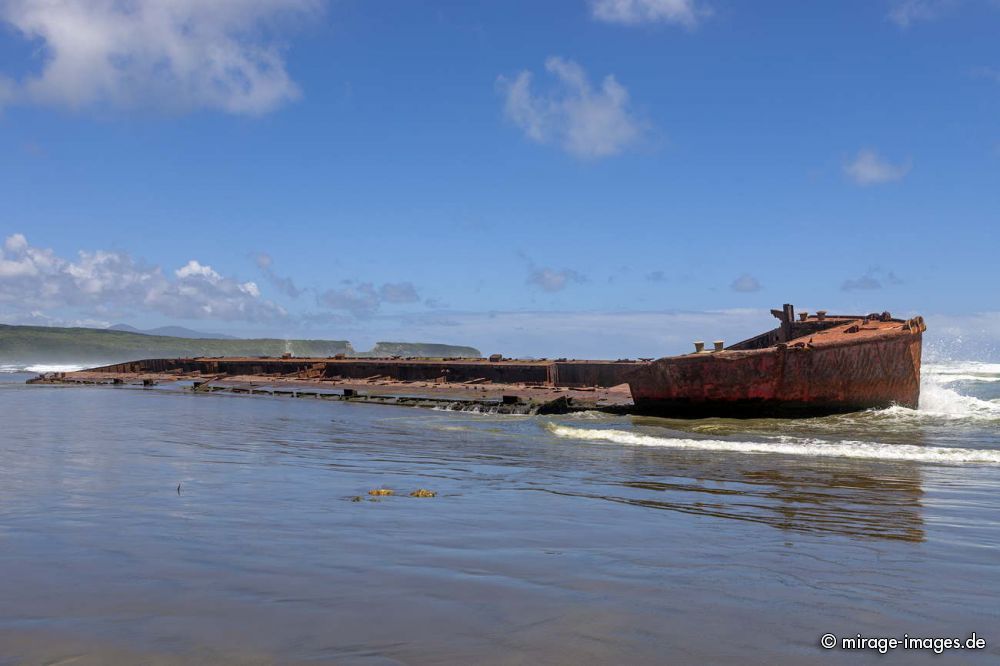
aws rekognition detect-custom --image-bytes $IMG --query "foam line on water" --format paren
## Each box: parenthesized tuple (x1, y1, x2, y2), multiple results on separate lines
(925, 362, 1000, 376)
(924, 362, 1000, 385)
(927, 374, 1000, 383)
(547, 425, 1000, 464)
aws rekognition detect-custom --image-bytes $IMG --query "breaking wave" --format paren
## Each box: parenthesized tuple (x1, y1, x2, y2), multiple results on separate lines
(561, 410, 622, 420)
(547, 424, 1000, 464)
(913, 382, 1000, 420)
(0, 363, 86, 374)
(865, 361, 1000, 422)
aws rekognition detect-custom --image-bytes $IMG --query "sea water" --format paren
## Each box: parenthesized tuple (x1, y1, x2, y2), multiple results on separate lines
(0, 363, 998, 664)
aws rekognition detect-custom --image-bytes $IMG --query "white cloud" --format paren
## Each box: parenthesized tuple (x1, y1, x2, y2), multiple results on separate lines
(175, 260, 221, 281)
(844, 149, 911, 186)
(0, 233, 286, 321)
(527, 266, 585, 292)
(255, 252, 304, 298)
(0, 0, 318, 115)
(841, 274, 882, 292)
(318, 280, 421, 316)
(841, 267, 903, 292)
(317, 284, 377, 316)
(590, 0, 708, 28)
(887, 0, 952, 27)
(730, 274, 762, 293)
(497, 57, 645, 159)
(0, 74, 13, 109)
(0, 310, 111, 328)
(972, 66, 1000, 84)
(379, 282, 419, 304)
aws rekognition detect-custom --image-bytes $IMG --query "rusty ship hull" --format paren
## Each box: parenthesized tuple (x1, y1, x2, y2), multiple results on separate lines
(29, 305, 924, 418)
(628, 321, 923, 418)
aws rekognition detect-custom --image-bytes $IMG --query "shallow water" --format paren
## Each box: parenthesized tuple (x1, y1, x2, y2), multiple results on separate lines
(1, 363, 999, 664)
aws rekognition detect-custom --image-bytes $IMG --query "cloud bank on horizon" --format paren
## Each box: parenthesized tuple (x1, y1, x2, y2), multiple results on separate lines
(0, 233, 285, 322)
(1, 231, 994, 362)
(0, 234, 437, 325)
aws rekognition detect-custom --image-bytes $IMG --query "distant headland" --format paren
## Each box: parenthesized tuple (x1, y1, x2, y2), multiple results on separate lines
(0, 324, 480, 366)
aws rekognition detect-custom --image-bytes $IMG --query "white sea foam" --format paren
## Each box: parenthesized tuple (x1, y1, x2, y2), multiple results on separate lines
(925, 375, 1000, 383)
(924, 362, 1000, 384)
(547, 424, 1000, 464)
(855, 362, 1000, 422)
(868, 363, 1000, 422)
(562, 410, 619, 420)
(0, 363, 88, 374)
(913, 381, 1000, 420)
(24, 364, 86, 374)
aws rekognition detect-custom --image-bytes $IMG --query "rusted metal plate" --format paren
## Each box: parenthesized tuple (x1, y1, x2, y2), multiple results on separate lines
(625, 316, 922, 417)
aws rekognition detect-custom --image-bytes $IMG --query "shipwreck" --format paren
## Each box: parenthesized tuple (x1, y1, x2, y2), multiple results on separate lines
(29, 305, 925, 418)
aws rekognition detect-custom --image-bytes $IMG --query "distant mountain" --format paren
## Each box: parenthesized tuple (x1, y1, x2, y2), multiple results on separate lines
(107, 323, 142, 334)
(1, 324, 480, 367)
(108, 324, 238, 340)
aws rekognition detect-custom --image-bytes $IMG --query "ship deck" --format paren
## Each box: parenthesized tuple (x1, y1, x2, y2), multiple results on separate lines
(31, 369, 636, 414)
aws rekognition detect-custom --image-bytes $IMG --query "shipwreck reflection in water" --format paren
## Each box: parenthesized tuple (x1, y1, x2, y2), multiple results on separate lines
(537, 440, 925, 543)
(624, 463, 922, 542)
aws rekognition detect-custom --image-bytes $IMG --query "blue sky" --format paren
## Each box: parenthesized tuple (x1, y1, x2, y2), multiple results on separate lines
(0, 0, 998, 357)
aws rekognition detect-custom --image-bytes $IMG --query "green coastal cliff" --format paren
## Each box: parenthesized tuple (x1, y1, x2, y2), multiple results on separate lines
(0, 324, 480, 366)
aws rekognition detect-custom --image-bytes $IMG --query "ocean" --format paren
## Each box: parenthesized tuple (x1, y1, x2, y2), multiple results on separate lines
(1, 362, 998, 664)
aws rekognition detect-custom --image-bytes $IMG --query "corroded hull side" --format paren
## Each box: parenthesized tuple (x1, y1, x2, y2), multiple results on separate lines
(626, 328, 922, 418)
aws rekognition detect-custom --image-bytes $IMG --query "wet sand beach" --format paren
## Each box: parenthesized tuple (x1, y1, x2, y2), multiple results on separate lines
(1, 364, 999, 664)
